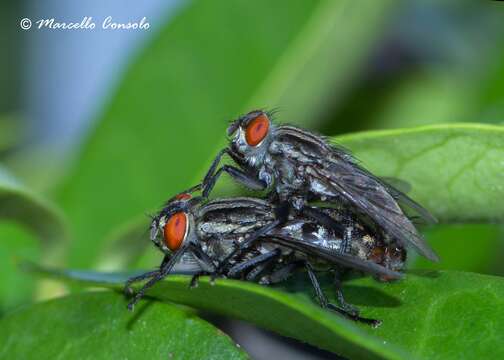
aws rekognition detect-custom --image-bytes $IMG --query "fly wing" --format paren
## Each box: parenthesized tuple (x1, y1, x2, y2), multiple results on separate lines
(379, 177, 411, 194)
(273, 126, 438, 261)
(266, 234, 402, 279)
(380, 177, 437, 225)
(312, 163, 439, 262)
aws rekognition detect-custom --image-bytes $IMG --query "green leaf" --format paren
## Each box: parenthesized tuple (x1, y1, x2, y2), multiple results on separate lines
(345, 271, 504, 359)
(0, 291, 248, 359)
(336, 123, 504, 223)
(31, 266, 504, 359)
(0, 222, 41, 312)
(0, 166, 67, 258)
(411, 224, 502, 275)
(27, 264, 408, 359)
(0, 167, 68, 311)
(56, 0, 393, 267)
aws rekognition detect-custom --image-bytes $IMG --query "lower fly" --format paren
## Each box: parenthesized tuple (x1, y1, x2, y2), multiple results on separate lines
(124, 193, 407, 326)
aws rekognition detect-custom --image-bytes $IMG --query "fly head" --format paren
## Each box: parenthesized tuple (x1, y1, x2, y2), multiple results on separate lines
(227, 110, 274, 168)
(150, 192, 201, 255)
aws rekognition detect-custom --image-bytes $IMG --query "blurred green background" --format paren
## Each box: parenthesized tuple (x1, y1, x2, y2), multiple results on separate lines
(1, 0, 504, 357)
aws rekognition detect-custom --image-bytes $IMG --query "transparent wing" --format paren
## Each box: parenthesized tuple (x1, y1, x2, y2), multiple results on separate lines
(380, 177, 437, 225)
(314, 163, 439, 262)
(274, 126, 438, 262)
(266, 235, 403, 280)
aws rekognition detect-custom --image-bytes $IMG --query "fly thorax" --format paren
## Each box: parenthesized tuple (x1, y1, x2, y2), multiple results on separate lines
(258, 165, 273, 187)
(186, 213, 199, 245)
(291, 196, 305, 211)
(245, 150, 266, 168)
(274, 166, 302, 202)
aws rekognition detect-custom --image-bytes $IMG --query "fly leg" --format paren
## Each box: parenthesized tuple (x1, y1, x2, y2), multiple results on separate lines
(202, 148, 230, 186)
(261, 260, 304, 284)
(187, 243, 218, 288)
(189, 273, 201, 288)
(201, 149, 266, 197)
(176, 183, 203, 197)
(339, 212, 357, 255)
(333, 272, 359, 316)
(124, 254, 171, 296)
(127, 246, 187, 311)
(245, 253, 285, 282)
(305, 261, 381, 327)
(302, 206, 346, 236)
(227, 249, 281, 278)
(203, 165, 267, 198)
(202, 146, 249, 185)
(124, 270, 160, 296)
(216, 220, 281, 274)
(189, 271, 217, 289)
(189, 243, 217, 273)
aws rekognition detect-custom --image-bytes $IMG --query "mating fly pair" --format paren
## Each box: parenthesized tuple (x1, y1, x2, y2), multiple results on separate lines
(125, 193, 405, 325)
(199, 110, 438, 263)
(125, 110, 437, 325)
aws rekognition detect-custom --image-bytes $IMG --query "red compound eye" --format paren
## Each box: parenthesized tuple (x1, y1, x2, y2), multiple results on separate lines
(163, 212, 188, 251)
(175, 193, 192, 200)
(245, 113, 270, 146)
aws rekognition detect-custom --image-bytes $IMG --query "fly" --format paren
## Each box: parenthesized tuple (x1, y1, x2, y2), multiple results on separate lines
(192, 110, 439, 262)
(125, 193, 405, 326)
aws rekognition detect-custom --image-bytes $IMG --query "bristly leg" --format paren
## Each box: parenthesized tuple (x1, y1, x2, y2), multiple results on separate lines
(216, 220, 282, 274)
(124, 270, 160, 296)
(227, 249, 281, 278)
(304, 261, 381, 327)
(124, 254, 171, 296)
(203, 164, 266, 198)
(189, 243, 217, 273)
(189, 273, 202, 288)
(127, 247, 187, 311)
(264, 261, 303, 284)
(333, 273, 359, 317)
(245, 253, 282, 282)
(302, 206, 346, 236)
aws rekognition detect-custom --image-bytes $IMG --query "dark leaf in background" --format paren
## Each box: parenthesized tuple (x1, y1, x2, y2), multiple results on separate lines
(0, 166, 67, 249)
(0, 166, 68, 312)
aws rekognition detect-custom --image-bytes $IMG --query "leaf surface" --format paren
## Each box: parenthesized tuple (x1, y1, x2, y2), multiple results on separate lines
(0, 291, 248, 359)
(0, 166, 68, 310)
(0, 166, 67, 248)
(32, 264, 504, 359)
(337, 123, 504, 223)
